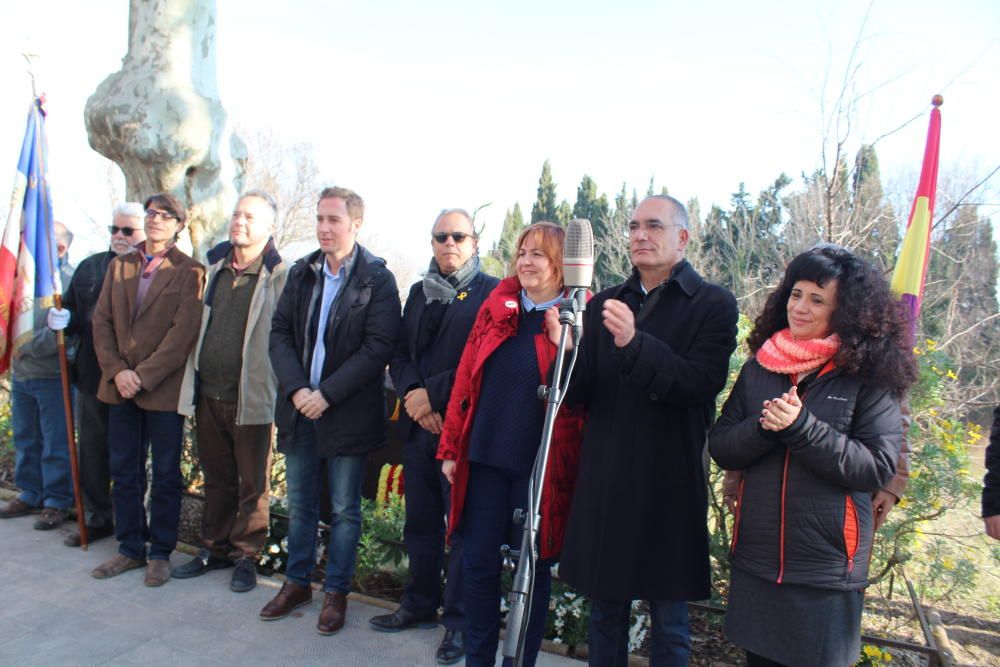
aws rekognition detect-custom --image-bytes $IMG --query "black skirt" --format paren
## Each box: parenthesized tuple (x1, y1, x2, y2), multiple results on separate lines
(725, 566, 864, 667)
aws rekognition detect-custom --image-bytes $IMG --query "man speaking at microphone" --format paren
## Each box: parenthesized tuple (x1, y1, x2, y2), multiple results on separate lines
(553, 195, 738, 666)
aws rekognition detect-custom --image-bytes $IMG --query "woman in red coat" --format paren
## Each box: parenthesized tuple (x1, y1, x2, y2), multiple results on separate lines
(438, 222, 583, 667)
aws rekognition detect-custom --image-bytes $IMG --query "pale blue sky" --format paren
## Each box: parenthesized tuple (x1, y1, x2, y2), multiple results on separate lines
(1, 0, 997, 274)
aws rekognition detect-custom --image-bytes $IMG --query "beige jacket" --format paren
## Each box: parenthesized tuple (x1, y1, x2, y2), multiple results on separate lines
(177, 240, 287, 425)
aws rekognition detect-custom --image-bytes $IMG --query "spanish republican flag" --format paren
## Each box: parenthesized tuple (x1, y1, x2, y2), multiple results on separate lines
(890, 96, 942, 334)
(0, 97, 60, 375)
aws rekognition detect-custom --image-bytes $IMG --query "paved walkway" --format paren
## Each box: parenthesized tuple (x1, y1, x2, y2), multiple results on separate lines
(0, 513, 579, 666)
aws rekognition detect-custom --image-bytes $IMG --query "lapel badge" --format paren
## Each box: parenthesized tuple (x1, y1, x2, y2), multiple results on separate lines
(457, 291, 468, 301)
(504, 300, 517, 309)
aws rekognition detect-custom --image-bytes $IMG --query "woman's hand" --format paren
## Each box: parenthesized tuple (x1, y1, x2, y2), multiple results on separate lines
(760, 386, 803, 431)
(543, 306, 572, 349)
(441, 460, 457, 485)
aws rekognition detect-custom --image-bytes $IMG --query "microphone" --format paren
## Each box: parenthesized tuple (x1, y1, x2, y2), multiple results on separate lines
(563, 218, 594, 290)
(561, 219, 594, 341)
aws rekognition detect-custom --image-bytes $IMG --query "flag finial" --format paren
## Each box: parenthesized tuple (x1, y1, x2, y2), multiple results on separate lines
(932, 94, 944, 108)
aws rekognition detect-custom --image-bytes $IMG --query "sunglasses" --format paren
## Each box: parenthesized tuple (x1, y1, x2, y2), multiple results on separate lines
(109, 225, 140, 236)
(432, 232, 472, 243)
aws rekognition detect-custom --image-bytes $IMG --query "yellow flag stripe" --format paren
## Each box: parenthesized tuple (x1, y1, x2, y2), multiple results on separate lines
(890, 196, 931, 298)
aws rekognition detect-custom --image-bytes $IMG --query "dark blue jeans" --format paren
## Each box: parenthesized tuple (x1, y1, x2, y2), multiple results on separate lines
(107, 401, 184, 561)
(462, 462, 551, 667)
(11, 377, 73, 509)
(283, 419, 365, 594)
(588, 598, 690, 666)
(400, 429, 464, 629)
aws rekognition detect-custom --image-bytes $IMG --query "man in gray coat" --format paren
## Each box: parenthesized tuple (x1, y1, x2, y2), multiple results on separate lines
(173, 190, 288, 593)
(0, 222, 76, 531)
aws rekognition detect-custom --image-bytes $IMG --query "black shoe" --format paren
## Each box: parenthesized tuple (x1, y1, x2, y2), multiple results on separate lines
(171, 550, 232, 579)
(230, 556, 258, 593)
(368, 606, 439, 632)
(436, 629, 465, 665)
(64, 523, 115, 547)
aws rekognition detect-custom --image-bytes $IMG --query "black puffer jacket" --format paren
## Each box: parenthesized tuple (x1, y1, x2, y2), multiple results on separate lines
(983, 405, 1000, 519)
(269, 245, 400, 458)
(709, 358, 902, 591)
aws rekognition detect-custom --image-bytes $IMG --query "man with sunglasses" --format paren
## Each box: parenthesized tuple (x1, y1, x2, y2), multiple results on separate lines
(369, 209, 497, 664)
(45, 203, 147, 546)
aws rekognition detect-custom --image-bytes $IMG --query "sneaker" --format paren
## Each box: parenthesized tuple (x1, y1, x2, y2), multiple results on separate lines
(230, 556, 258, 593)
(172, 549, 233, 579)
(33, 508, 68, 530)
(92, 553, 146, 579)
(0, 498, 40, 519)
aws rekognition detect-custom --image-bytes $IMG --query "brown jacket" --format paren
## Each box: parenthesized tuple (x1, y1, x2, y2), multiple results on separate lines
(92, 245, 205, 411)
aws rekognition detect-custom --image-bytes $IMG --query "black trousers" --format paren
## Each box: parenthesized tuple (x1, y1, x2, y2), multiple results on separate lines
(400, 428, 464, 630)
(77, 391, 113, 528)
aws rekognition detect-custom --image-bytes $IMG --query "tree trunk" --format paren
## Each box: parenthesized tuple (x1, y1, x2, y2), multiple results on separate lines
(84, 0, 241, 258)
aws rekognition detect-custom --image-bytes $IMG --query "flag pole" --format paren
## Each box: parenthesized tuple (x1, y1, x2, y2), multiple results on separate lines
(32, 96, 88, 550)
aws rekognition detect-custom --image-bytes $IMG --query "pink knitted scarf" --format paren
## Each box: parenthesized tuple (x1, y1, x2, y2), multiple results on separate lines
(755, 328, 840, 375)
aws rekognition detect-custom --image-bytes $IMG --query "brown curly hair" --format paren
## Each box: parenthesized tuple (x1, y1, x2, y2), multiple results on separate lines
(747, 246, 917, 397)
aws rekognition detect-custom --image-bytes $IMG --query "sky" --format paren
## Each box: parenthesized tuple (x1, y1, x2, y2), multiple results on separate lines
(0, 0, 997, 275)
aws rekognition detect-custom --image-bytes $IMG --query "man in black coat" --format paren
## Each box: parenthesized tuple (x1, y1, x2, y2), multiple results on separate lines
(45, 204, 146, 547)
(555, 195, 738, 666)
(369, 209, 499, 664)
(262, 187, 401, 636)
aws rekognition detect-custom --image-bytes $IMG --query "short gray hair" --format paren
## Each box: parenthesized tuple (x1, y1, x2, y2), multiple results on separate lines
(643, 194, 689, 229)
(431, 208, 475, 235)
(113, 202, 145, 219)
(239, 189, 279, 219)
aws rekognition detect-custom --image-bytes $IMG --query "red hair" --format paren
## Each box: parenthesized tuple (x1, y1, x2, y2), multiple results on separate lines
(507, 221, 565, 287)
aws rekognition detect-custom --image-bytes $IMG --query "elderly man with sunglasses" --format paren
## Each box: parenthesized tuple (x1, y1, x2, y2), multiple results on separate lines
(45, 204, 147, 546)
(368, 209, 498, 665)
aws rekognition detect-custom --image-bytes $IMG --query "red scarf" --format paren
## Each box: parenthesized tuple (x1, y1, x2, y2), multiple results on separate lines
(756, 328, 840, 375)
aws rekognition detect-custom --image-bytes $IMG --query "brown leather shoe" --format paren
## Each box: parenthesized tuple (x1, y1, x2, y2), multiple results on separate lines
(259, 581, 312, 621)
(92, 553, 146, 579)
(317, 590, 348, 635)
(0, 498, 40, 519)
(144, 559, 172, 587)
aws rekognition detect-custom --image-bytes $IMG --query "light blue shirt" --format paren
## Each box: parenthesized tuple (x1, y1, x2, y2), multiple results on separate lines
(520, 290, 562, 312)
(309, 251, 354, 389)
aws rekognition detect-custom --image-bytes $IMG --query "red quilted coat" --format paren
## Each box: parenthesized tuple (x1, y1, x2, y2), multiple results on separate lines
(436, 276, 584, 559)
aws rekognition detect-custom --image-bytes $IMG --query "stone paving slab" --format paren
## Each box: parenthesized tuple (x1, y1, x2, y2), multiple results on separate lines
(0, 514, 580, 666)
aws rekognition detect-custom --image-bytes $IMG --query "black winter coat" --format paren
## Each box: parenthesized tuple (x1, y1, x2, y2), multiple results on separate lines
(269, 246, 401, 458)
(559, 262, 738, 601)
(983, 405, 1000, 519)
(709, 358, 902, 590)
(63, 250, 114, 394)
(389, 270, 499, 443)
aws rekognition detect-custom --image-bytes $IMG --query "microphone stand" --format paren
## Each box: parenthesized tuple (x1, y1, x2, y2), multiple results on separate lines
(502, 289, 584, 666)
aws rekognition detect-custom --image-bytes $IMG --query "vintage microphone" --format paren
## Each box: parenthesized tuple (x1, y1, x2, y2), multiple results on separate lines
(502, 219, 594, 665)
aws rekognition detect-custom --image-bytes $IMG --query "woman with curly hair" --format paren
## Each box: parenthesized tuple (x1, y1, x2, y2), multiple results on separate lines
(709, 245, 917, 667)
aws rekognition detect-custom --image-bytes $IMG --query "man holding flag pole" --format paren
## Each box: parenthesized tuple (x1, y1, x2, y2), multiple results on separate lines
(0, 95, 88, 547)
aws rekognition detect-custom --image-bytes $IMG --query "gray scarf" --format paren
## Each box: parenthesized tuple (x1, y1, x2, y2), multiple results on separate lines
(422, 255, 481, 304)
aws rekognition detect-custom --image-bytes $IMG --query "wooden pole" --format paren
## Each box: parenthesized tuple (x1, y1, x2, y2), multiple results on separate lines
(54, 294, 87, 549)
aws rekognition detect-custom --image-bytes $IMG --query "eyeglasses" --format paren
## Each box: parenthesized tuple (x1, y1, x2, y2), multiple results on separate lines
(145, 208, 177, 222)
(432, 232, 472, 244)
(109, 225, 140, 236)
